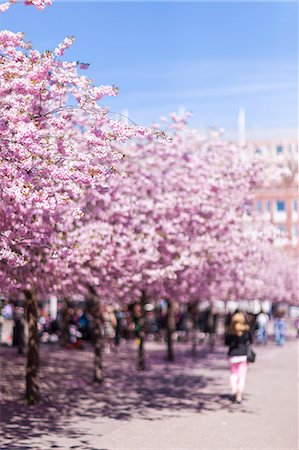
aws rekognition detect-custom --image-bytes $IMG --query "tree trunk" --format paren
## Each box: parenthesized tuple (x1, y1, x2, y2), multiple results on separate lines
(60, 298, 69, 347)
(137, 334, 145, 371)
(89, 288, 103, 383)
(24, 290, 40, 405)
(191, 304, 198, 357)
(137, 290, 146, 371)
(191, 327, 197, 356)
(166, 300, 175, 361)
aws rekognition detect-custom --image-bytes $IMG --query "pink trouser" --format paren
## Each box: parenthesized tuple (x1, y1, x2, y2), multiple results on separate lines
(230, 360, 248, 394)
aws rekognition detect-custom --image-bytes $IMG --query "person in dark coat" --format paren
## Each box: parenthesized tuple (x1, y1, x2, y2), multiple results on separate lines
(225, 312, 251, 404)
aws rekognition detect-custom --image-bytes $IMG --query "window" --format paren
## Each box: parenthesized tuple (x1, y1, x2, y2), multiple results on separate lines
(292, 200, 298, 212)
(255, 148, 261, 155)
(265, 200, 271, 213)
(256, 200, 262, 213)
(277, 224, 286, 233)
(276, 145, 283, 155)
(292, 224, 298, 239)
(276, 200, 286, 212)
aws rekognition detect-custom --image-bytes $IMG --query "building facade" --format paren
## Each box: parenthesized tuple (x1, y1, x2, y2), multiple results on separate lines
(246, 140, 298, 249)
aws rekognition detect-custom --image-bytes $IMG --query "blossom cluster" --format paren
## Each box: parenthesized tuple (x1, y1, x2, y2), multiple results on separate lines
(0, 0, 52, 13)
(54, 114, 297, 306)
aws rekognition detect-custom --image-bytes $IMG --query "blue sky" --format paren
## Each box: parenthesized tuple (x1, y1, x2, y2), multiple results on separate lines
(1, 1, 297, 139)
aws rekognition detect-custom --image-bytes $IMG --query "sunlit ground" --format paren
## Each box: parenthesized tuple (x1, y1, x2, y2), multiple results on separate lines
(1, 333, 297, 450)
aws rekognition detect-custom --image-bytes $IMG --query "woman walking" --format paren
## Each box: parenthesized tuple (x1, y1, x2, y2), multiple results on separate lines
(226, 312, 251, 404)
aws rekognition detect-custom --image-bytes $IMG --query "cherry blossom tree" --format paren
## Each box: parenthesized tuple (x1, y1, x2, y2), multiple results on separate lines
(0, 28, 152, 402)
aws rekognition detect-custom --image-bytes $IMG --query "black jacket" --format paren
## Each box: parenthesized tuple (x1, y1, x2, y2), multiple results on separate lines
(226, 331, 251, 357)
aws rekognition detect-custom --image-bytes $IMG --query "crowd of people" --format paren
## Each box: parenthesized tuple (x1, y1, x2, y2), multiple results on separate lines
(0, 298, 297, 353)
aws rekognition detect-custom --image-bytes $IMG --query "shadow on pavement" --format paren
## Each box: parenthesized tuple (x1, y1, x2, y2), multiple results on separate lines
(0, 342, 254, 449)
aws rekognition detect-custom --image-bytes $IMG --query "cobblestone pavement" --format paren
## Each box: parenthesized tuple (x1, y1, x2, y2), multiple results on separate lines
(0, 335, 298, 450)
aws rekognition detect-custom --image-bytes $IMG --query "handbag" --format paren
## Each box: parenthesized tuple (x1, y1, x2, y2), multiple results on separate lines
(247, 343, 256, 363)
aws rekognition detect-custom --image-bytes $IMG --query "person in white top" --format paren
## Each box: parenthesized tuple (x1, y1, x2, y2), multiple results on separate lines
(256, 310, 269, 344)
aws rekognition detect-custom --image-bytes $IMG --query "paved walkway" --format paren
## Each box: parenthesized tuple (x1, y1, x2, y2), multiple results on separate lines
(0, 337, 298, 450)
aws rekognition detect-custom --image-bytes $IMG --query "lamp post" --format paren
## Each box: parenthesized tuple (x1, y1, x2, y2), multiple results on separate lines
(238, 108, 246, 147)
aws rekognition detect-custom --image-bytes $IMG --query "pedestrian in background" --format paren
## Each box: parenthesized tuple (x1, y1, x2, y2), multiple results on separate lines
(225, 312, 251, 404)
(256, 310, 269, 344)
(274, 310, 286, 346)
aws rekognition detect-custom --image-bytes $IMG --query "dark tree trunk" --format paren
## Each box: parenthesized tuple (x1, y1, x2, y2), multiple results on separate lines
(138, 334, 145, 371)
(60, 298, 69, 347)
(89, 287, 103, 383)
(166, 300, 175, 362)
(137, 290, 146, 371)
(24, 290, 40, 405)
(191, 305, 198, 357)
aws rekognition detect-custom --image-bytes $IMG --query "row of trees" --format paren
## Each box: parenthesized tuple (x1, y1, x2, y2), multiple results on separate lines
(1, 1, 298, 404)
